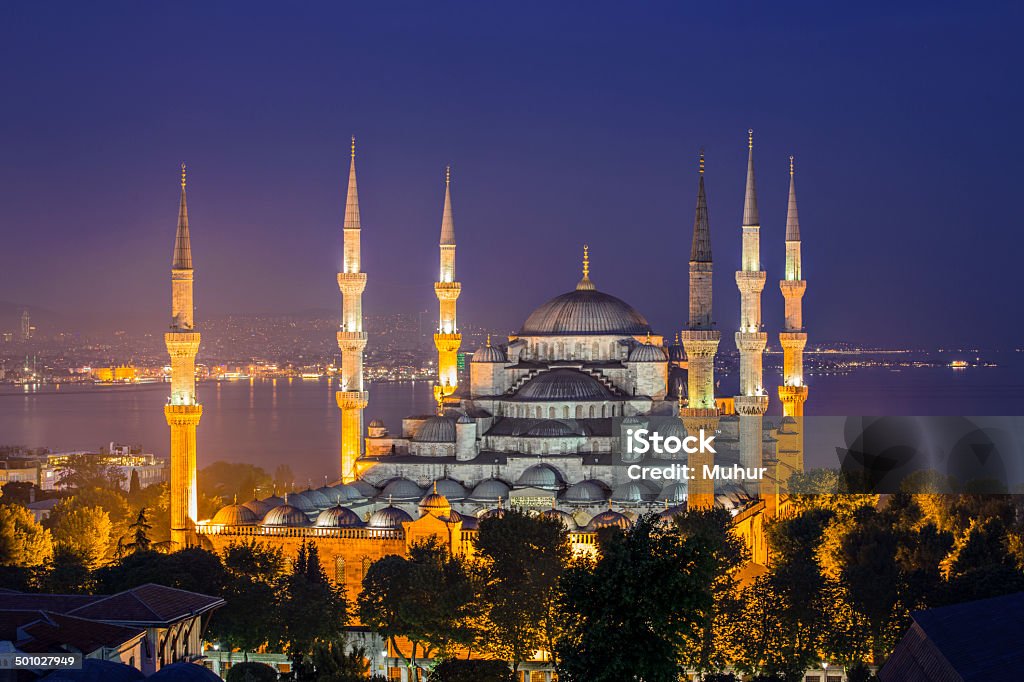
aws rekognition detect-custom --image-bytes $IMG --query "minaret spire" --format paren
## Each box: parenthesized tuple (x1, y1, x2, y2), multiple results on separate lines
(680, 150, 721, 509)
(165, 164, 202, 548)
(172, 163, 192, 270)
(780, 154, 809, 414)
(734, 129, 769, 493)
(337, 137, 369, 482)
(434, 165, 462, 399)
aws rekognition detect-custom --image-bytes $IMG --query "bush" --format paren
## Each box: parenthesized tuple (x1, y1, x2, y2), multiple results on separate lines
(431, 659, 513, 682)
(226, 661, 277, 682)
(846, 661, 878, 682)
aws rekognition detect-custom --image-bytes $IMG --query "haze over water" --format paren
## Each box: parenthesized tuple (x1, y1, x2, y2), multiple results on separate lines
(2, 356, 1022, 482)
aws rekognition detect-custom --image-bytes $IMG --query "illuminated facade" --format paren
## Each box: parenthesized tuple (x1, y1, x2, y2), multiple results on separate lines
(165, 164, 201, 548)
(337, 138, 369, 483)
(433, 166, 462, 401)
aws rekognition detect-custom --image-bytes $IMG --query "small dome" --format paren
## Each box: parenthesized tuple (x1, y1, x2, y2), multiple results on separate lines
(514, 369, 616, 402)
(147, 662, 222, 682)
(315, 505, 364, 528)
(345, 480, 379, 499)
(653, 416, 688, 441)
(419, 490, 452, 517)
(317, 485, 346, 505)
(563, 480, 609, 504)
(368, 418, 386, 428)
(470, 478, 511, 501)
(262, 504, 312, 527)
(457, 414, 475, 424)
(658, 503, 686, 523)
(516, 464, 565, 490)
(611, 481, 656, 504)
(40, 659, 144, 682)
(283, 492, 316, 514)
(301, 487, 332, 509)
(586, 509, 631, 531)
(667, 343, 687, 362)
(472, 344, 508, 363)
(261, 494, 284, 508)
(540, 507, 578, 530)
(381, 477, 425, 501)
(212, 503, 258, 526)
(433, 478, 468, 500)
(657, 481, 688, 503)
(415, 416, 456, 442)
(628, 343, 668, 362)
(242, 497, 274, 517)
(368, 505, 413, 529)
(622, 415, 645, 426)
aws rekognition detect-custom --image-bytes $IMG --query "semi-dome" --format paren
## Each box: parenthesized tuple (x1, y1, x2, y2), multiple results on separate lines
(513, 369, 616, 402)
(586, 509, 631, 531)
(470, 478, 511, 501)
(611, 481, 657, 504)
(315, 505, 364, 528)
(211, 503, 258, 526)
(563, 479, 609, 504)
(415, 415, 456, 442)
(526, 420, 583, 438)
(516, 463, 565, 490)
(540, 507, 578, 530)
(283, 492, 316, 514)
(242, 497, 274, 517)
(262, 504, 312, 527)
(381, 477, 425, 501)
(301, 487, 332, 509)
(368, 505, 413, 529)
(432, 477, 468, 500)
(657, 481, 688, 503)
(520, 288, 652, 336)
(628, 343, 668, 362)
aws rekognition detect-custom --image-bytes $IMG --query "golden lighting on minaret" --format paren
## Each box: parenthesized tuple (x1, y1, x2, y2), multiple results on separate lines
(434, 164, 462, 403)
(779, 154, 809, 417)
(165, 163, 201, 548)
(337, 137, 369, 482)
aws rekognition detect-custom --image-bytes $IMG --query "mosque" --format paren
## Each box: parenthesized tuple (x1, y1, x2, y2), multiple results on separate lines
(166, 131, 809, 675)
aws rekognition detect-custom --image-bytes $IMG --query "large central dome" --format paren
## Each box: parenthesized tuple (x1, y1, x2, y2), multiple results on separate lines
(520, 288, 652, 336)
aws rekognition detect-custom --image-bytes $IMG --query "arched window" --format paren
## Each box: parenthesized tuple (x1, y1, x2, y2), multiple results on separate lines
(335, 557, 346, 583)
(589, 405, 596, 418)
(575, 405, 583, 418)
(549, 406, 556, 419)
(592, 341, 600, 359)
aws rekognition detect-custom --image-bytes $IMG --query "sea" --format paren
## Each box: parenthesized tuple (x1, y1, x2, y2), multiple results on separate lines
(2, 353, 1023, 482)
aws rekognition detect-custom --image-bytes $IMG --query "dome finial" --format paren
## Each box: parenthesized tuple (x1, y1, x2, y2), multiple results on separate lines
(789, 155, 795, 176)
(180, 163, 187, 190)
(699, 149, 705, 175)
(576, 244, 596, 291)
(748, 128, 754, 150)
(445, 164, 451, 187)
(486, 334, 491, 347)
(497, 496, 504, 510)
(351, 135, 356, 159)
(433, 480, 438, 495)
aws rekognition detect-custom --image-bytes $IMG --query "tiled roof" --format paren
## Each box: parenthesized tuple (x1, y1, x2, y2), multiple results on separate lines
(18, 611, 144, 654)
(69, 584, 223, 625)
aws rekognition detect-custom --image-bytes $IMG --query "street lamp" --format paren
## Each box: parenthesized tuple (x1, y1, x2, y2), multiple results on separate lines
(821, 661, 829, 680)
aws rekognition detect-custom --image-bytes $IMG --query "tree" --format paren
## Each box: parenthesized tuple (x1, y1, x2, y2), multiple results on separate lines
(225, 661, 278, 682)
(556, 515, 710, 682)
(307, 638, 372, 682)
(211, 542, 286, 656)
(128, 469, 141, 501)
(672, 508, 748, 676)
(279, 542, 348, 673)
(37, 545, 94, 594)
(47, 500, 113, 568)
(121, 508, 153, 554)
(199, 461, 272, 506)
(359, 555, 419, 678)
(432, 659, 514, 682)
(0, 503, 53, 567)
(55, 454, 125, 491)
(475, 509, 569, 674)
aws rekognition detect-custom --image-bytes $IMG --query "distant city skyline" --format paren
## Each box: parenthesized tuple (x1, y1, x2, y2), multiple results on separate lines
(1, 3, 1021, 349)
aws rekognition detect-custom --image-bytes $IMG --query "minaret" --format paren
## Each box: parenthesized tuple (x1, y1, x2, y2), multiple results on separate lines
(779, 156, 808, 416)
(734, 130, 769, 483)
(336, 138, 369, 483)
(433, 165, 462, 403)
(679, 151, 720, 510)
(165, 163, 201, 548)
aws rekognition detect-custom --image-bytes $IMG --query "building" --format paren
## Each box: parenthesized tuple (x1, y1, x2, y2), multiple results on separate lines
(41, 446, 167, 491)
(0, 583, 224, 677)
(879, 592, 1024, 681)
(19, 310, 30, 342)
(174, 132, 810, 680)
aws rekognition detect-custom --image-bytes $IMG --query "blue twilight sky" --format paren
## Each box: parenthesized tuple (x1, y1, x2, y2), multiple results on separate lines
(0, 1, 1021, 347)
